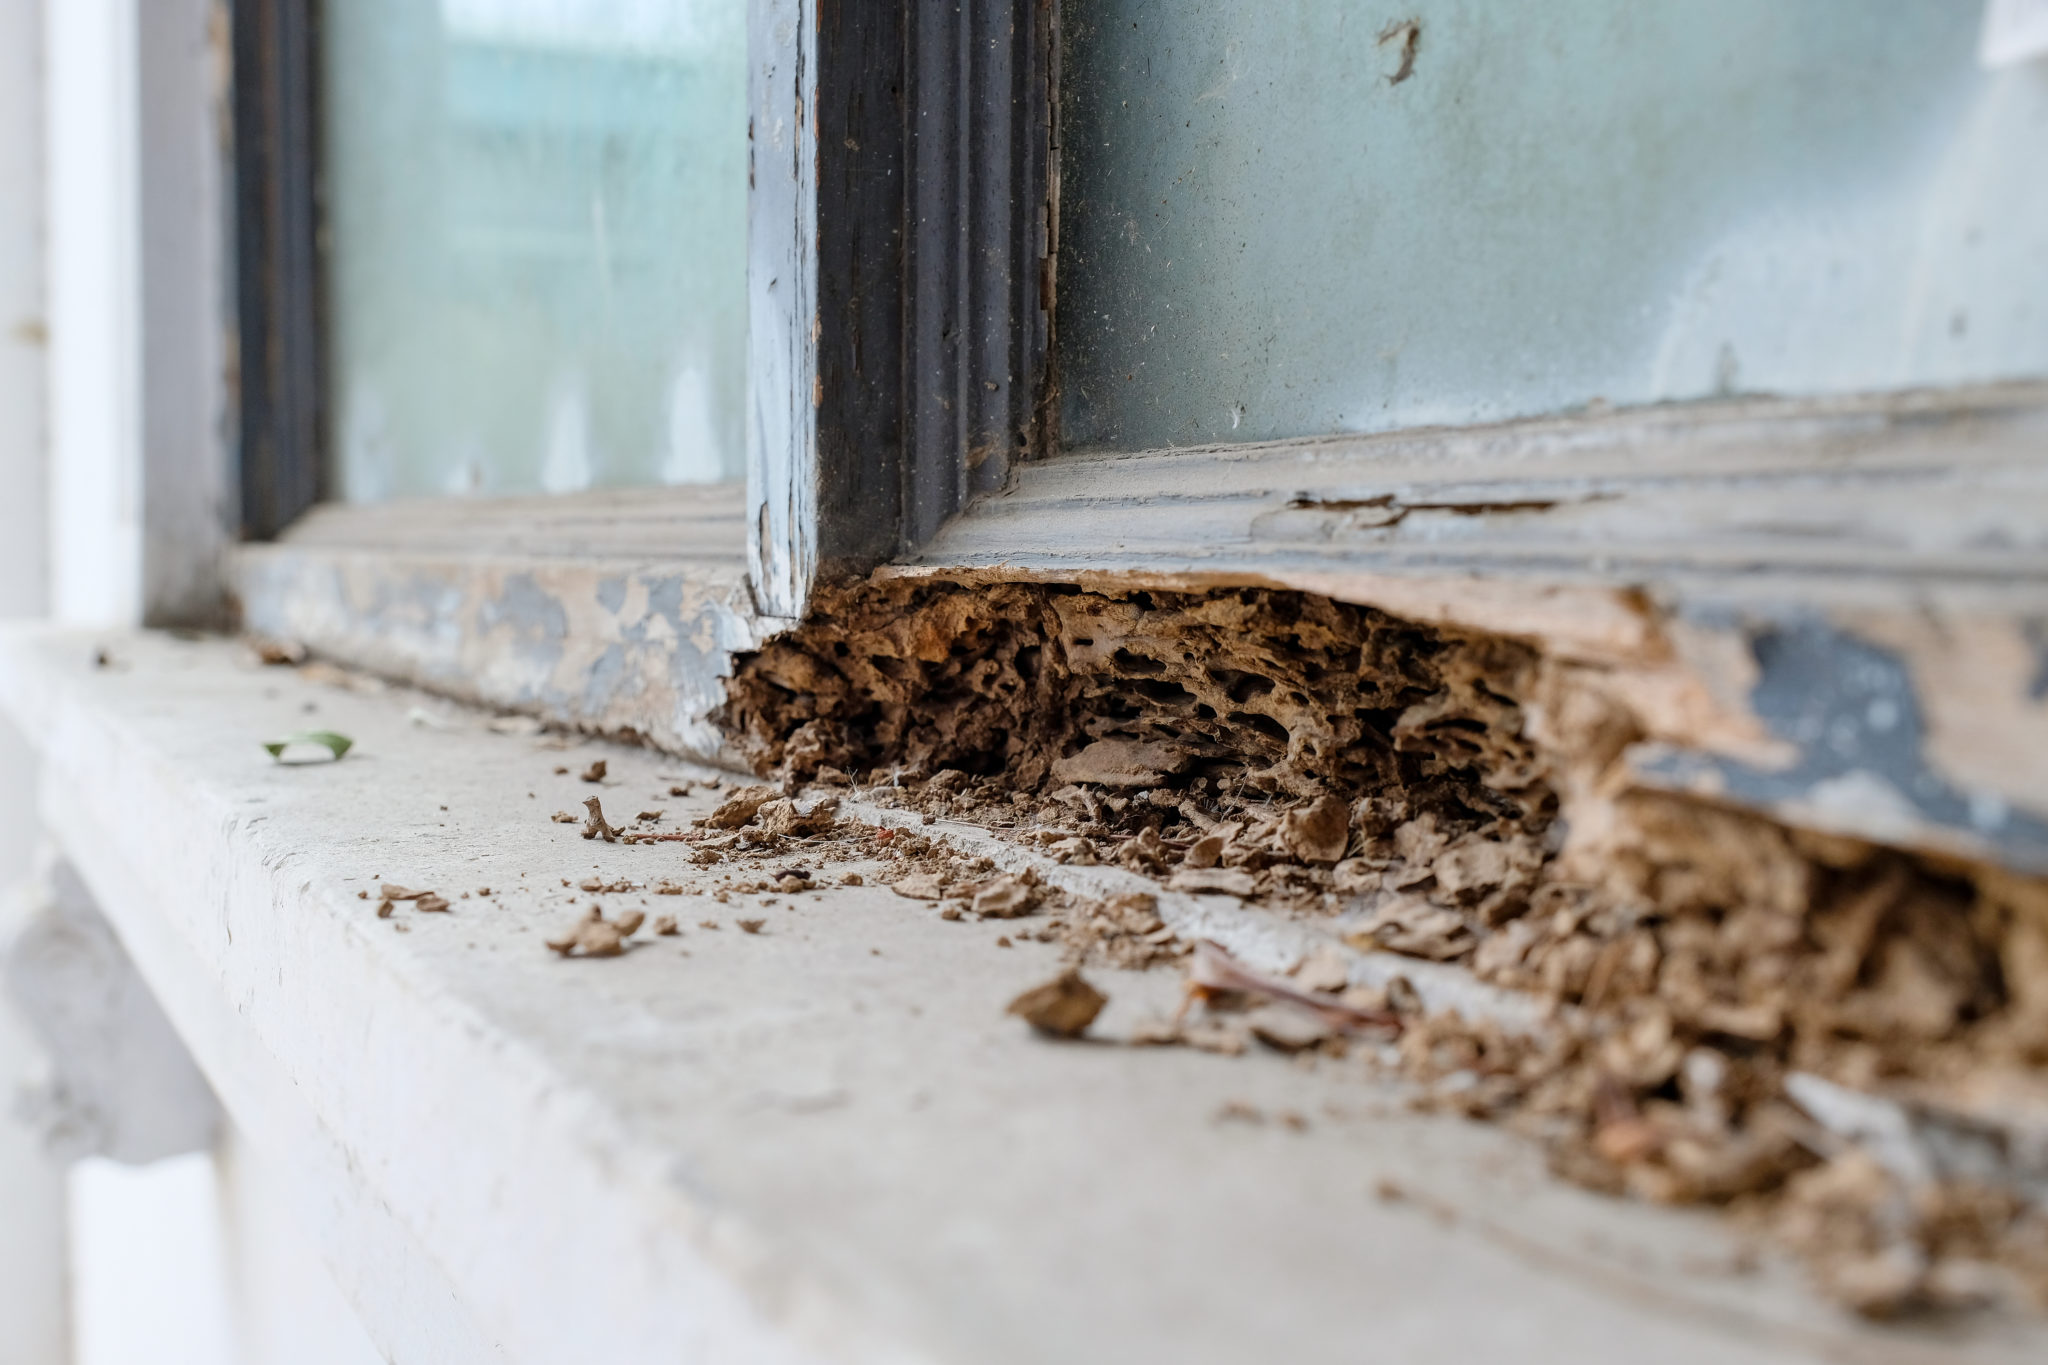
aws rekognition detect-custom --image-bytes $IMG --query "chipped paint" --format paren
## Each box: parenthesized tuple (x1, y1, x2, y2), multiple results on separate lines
(236, 547, 768, 763)
(1635, 616, 2048, 874)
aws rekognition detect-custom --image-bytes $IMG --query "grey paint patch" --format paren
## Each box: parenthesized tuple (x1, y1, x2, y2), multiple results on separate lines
(480, 573, 570, 689)
(580, 643, 637, 714)
(2025, 618, 2048, 702)
(596, 576, 628, 614)
(1638, 618, 2048, 872)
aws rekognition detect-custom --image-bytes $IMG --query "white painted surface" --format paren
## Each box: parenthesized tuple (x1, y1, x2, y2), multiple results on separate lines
(0, 985, 69, 1365)
(5, 628, 2043, 1364)
(135, 0, 231, 626)
(217, 1124, 387, 1365)
(1, 859, 222, 1164)
(1982, 0, 2048, 65)
(70, 1152, 238, 1365)
(0, 1, 67, 1359)
(45, 0, 143, 627)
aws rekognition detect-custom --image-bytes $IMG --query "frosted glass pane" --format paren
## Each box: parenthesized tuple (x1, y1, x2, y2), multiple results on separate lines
(322, 0, 746, 500)
(1057, 0, 2048, 453)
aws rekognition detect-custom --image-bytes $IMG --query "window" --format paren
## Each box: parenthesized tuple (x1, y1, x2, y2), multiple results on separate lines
(234, 0, 2047, 880)
(321, 0, 749, 500)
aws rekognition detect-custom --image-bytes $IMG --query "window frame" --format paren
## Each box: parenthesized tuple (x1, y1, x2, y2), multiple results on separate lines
(226, 0, 2048, 878)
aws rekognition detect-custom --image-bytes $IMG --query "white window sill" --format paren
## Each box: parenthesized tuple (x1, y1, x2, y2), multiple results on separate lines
(1, 626, 2038, 1363)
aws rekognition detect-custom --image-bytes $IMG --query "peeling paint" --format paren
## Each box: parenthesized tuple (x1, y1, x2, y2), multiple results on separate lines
(1638, 618, 2048, 874)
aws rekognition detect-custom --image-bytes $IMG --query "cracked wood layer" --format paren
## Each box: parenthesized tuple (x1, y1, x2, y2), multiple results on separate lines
(4, 628, 2042, 1363)
(236, 386, 2048, 876)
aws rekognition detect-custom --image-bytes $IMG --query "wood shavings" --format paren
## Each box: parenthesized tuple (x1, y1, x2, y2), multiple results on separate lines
(890, 872, 949, 901)
(1183, 941, 1401, 1035)
(1006, 969, 1107, 1038)
(551, 810, 578, 824)
(581, 796, 623, 842)
(703, 786, 777, 830)
(724, 577, 2048, 1321)
(1277, 795, 1350, 865)
(971, 875, 1039, 919)
(544, 906, 641, 958)
(1167, 867, 1255, 897)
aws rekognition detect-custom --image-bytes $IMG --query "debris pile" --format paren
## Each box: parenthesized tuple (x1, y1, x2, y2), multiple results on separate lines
(726, 579, 2048, 1318)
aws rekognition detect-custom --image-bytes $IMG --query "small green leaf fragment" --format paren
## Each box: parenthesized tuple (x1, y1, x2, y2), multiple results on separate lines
(264, 730, 354, 763)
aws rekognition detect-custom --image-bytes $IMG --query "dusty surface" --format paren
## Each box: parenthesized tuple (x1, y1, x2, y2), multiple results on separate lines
(723, 580, 2048, 1320)
(13, 629, 2048, 1361)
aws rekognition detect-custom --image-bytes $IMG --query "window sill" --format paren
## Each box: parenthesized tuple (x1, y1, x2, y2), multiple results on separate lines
(5, 627, 2028, 1361)
(234, 484, 761, 760)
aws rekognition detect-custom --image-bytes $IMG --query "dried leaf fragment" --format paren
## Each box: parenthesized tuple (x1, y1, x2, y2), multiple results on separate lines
(579, 759, 608, 783)
(1184, 940, 1401, 1034)
(1166, 867, 1256, 897)
(1006, 969, 1107, 1038)
(1183, 834, 1227, 869)
(545, 906, 637, 958)
(890, 871, 949, 901)
(262, 730, 354, 763)
(737, 918, 765, 934)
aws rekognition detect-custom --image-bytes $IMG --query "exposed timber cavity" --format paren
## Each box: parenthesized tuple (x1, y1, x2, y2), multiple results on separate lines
(724, 578, 2048, 1319)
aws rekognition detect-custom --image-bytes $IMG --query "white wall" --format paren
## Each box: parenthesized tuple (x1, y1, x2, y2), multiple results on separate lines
(0, 0, 70, 1359)
(70, 1155, 238, 1365)
(44, 0, 143, 627)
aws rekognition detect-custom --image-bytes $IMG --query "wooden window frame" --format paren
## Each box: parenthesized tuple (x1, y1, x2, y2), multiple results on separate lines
(229, 0, 2048, 879)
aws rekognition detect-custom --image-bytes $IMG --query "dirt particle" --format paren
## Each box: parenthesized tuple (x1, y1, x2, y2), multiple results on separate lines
(972, 875, 1039, 919)
(1377, 18, 1421, 85)
(545, 907, 634, 958)
(582, 796, 624, 842)
(1006, 969, 1107, 1038)
(890, 871, 949, 901)
(703, 786, 778, 830)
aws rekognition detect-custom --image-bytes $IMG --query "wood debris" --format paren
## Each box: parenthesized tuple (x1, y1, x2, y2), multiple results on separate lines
(545, 906, 642, 958)
(703, 786, 777, 830)
(581, 796, 624, 842)
(718, 578, 2048, 1318)
(1007, 969, 1107, 1038)
(579, 759, 608, 783)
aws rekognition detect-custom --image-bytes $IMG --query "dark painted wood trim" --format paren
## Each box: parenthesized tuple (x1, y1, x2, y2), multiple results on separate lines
(231, 0, 323, 541)
(903, 0, 1056, 546)
(748, 0, 1055, 617)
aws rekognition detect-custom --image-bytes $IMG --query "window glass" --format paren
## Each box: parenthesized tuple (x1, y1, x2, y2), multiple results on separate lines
(1057, 0, 2048, 452)
(322, 0, 746, 500)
